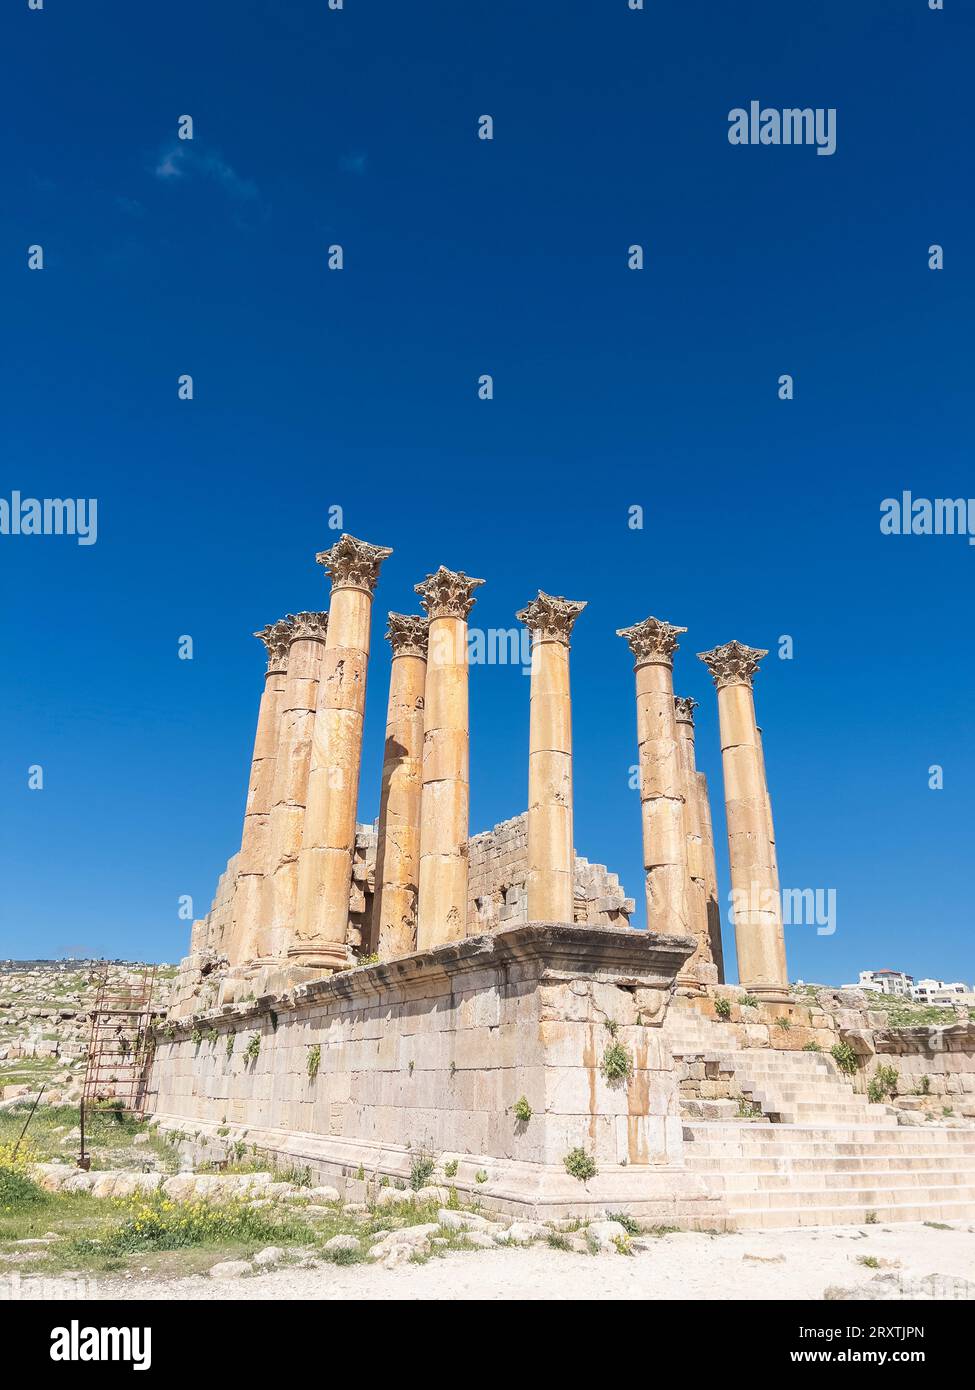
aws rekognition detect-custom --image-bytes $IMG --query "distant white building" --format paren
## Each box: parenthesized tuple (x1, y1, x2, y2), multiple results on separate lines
(857, 968, 914, 998)
(912, 978, 973, 1005)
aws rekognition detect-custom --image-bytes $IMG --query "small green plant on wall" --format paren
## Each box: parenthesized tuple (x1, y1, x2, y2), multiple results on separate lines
(307, 1045, 321, 1080)
(830, 1041, 858, 1076)
(244, 1034, 261, 1061)
(226, 1031, 235, 1058)
(563, 1148, 597, 1183)
(601, 1042, 633, 1084)
(512, 1097, 532, 1123)
(714, 997, 731, 1019)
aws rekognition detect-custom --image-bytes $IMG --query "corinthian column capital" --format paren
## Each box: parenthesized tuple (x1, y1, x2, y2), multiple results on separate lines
(287, 611, 329, 644)
(616, 615, 687, 668)
(516, 590, 587, 646)
(315, 533, 393, 594)
(386, 612, 429, 658)
(674, 695, 698, 724)
(414, 565, 484, 619)
(697, 640, 768, 690)
(254, 618, 294, 671)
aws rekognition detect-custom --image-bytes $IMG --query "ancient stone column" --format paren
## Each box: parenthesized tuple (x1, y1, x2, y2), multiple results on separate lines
(373, 613, 429, 960)
(696, 768, 725, 982)
(617, 617, 692, 938)
(415, 566, 484, 950)
(673, 696, 716, 984)
(698, 640, 788, 1001)
(229, 618, 293, 965)
(264, 611, 329, 961)
(517, 591, 586, 924)
(291, 535, 392, 968)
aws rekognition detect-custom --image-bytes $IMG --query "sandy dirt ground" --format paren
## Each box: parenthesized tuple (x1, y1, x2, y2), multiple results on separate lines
(68, 1221, 975, 1302)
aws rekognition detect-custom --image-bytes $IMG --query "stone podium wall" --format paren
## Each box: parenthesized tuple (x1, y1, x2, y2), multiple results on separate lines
(147, 924, 721, 1222)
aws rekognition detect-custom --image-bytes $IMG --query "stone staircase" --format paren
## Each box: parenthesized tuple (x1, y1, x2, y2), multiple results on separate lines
(666, 1011, 975, 1228)
(692, 1049, 897, 1127)
(682, 1121, 975, 1228)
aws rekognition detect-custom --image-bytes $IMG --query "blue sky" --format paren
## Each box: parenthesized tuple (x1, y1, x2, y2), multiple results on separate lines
(1, 1, 971, 987)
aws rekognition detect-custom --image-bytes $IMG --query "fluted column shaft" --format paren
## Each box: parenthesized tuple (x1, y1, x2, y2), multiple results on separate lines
(518, 592, 586, 923)
(415, 566, 484, 950)
(674, 697, 715, 981)
(699, 641, 788, 1001)
(374, 615, 428, 959)
(292, 535, 392, 968)
(618, 618, 691, 937)
(265, 613, 328, 960)
(696, 769, 725, 982)
(229, 620, 292, 965)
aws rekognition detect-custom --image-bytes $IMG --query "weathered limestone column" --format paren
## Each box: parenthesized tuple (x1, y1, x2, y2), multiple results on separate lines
(674, 696, 717, 985)
(696, 768, 725, 982)
(291, 535, 392, 968)
(517, 591, 586, 924)
(415, 566, 484, 950)
(373, 613, 429, 960)
(264, 611, 329, 960)
(229, 619, 293, 965)
(617, 617, 691, 937)
(698, 641, 788, 1001)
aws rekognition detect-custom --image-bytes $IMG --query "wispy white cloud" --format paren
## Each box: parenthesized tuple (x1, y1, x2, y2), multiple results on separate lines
(154, 145, 258, 200)
(339, 152, 368, 176)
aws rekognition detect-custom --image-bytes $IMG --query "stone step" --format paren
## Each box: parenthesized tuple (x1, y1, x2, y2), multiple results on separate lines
(686, 1152, 975, 1174)
(730, 1182, 975, 1210)
(710, 1168, 975, 1194)
(727, 1198, 975, 1230)
(684, 1125, 975, 1155)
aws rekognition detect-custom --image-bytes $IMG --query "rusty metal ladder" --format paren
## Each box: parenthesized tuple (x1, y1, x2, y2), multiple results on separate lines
(78, 963, 157, 1168)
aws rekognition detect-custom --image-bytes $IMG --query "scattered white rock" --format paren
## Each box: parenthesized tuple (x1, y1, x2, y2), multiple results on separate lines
(209, 1260, 253, 1280)
(252, 1246, 286, 1268)
(323, 1234, 360, 1254)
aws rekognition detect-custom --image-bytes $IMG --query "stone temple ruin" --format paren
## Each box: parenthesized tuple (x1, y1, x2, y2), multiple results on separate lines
(149, 534, 975, 1227)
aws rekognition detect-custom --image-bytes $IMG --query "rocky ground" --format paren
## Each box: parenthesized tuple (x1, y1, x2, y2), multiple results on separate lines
(10, 1220, 975, 1303)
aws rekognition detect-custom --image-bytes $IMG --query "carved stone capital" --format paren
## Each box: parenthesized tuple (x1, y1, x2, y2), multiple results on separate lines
(316, 533, 393, 594)
(616, 616, 687, 667)
(254, 618, 294, 671)
(414, 565, 485, 620)
(674, 695, 698, 724)
(697, 640, 768, 690)
(287, 611, 329, 644)
(516, 590, 587, 646)
(386, 612, 429, 659)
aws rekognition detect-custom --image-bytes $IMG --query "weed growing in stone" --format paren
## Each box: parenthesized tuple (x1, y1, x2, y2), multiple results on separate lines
(867, 1064, 898, 1103)
(601, 1043, 633, 1084)
(409, 1155, 435, 1191)
(563, 1148, 597, 1182)
(830, 1041, 858, 1076)
(307, 1045, 321, 1080)
(512, 1097, 532, 1123)
(714, 997, 731, 1019)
